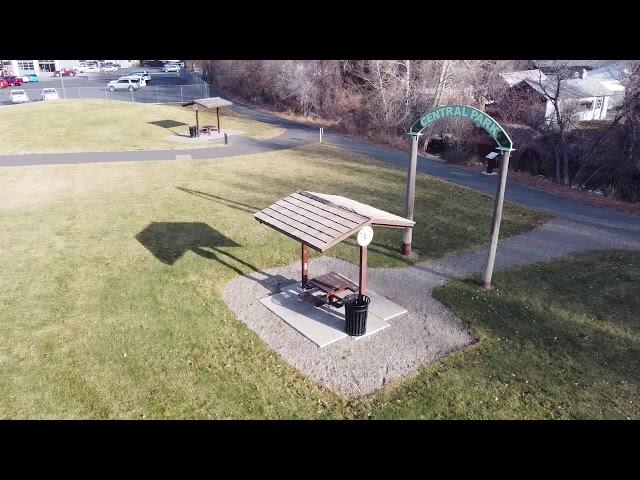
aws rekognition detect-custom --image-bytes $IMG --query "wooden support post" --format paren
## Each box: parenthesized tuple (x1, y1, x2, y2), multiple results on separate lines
(402, 133, 420, 255)
(195, 109, 200, 137)
(359, 245, 368, 296)
(301, 243, 308, 288)
(216, 107, 220, 132)
(483, 149, 512, 289)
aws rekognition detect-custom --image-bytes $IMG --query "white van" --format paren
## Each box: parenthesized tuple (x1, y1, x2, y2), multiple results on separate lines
(9, 89, 30, 103)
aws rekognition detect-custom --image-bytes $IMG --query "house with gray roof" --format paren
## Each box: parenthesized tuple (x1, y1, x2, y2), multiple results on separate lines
(498, 67, 620, 124)
(532, 60, 616, 78)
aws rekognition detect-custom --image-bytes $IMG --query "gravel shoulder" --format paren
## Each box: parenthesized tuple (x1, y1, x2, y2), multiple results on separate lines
(223, 218, 640, 398)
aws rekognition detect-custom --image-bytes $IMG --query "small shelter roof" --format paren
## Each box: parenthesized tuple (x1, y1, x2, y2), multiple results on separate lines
(305, 192, 415, 229)
(254, 191, 414, 252)
(182, 97, 233, 109)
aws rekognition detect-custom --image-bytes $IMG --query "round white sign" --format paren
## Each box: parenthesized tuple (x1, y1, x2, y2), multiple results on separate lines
(357, 226, 374, 247)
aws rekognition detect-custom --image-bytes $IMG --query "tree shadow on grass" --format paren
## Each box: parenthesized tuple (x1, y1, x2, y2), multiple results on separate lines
(434, 264, 640, 398)
(175, 186, 259, 214)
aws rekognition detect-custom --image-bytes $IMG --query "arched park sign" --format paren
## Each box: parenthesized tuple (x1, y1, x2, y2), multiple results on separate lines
(409, 104, 512, 150)
(402, 104, 515, 289)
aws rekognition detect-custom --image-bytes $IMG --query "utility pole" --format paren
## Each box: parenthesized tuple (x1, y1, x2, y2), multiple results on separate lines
(60, 71, 66, 99)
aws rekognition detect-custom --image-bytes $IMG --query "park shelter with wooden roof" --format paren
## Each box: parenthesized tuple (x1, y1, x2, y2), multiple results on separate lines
(254, 190, 415, 297)
(182, 96, 233, 135)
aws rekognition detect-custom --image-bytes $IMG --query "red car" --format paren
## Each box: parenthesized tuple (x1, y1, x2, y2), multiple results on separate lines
(0, 79, 9, 89)
(53, 68, 77, 77)
(2, 75, 24, 86)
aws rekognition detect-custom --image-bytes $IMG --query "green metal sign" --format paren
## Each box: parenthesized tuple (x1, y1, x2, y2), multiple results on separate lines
(409, 104, 512, 150)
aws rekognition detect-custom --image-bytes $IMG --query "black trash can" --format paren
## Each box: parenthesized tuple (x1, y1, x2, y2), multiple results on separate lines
(343, 294, 370, 336)
(189, 126, 198, 138)
(486, 156, 496, 174)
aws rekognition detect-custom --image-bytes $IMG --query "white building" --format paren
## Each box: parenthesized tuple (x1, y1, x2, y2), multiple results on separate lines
(499, 68, 621, 123)
(1, 60, 136, 77)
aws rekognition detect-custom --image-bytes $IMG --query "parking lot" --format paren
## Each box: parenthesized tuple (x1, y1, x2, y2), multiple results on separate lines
(0, 66, 209, 106)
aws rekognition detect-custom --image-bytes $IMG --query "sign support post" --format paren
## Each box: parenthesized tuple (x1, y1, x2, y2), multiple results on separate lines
(402, 132, 421, 256)
(357, 226, 373, 296)
(301, 243, 308, 288)
(482, 147, 513, 289)
(404, 104, 515, 287)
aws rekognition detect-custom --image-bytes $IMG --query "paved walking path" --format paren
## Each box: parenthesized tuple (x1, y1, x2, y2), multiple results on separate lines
(225, 218, 640, 397)
(1, 95, 638, 242)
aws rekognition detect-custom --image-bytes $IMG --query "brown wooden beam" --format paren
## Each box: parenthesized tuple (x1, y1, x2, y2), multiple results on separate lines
(216, 107, 220, 132)
(195, 109, 200, 137)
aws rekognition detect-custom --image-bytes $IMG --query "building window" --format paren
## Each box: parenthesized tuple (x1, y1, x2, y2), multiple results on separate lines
(17, 60, 35, 73)
(595, 97, 604, 109)
(38, 60, 56, 72)
(579, 100, 593, 111)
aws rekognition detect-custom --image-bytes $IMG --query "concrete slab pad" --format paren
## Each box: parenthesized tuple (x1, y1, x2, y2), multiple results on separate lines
(332, 277, 407, 322)
(259, 282, 389, 348)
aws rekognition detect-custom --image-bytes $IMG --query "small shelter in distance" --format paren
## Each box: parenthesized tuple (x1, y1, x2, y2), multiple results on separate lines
(182, 96, 233, 136)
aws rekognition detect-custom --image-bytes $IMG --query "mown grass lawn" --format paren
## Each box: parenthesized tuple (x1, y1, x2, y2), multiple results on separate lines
(369, 250, 639, 420)
(0, 142, 552, 418)
(0, 99, 283, 154)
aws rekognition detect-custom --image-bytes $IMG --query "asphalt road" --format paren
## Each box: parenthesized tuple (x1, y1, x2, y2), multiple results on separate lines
(1, 83, 638, 243)
(0, 66, 205, 105)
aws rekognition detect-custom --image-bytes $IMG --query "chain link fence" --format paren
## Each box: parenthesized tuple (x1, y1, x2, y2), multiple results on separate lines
(51, 83, 210, 103)
(0, 68, 211, 105)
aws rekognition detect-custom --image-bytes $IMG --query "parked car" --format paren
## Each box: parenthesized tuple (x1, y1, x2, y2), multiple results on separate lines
(40, 88, 60, 100)
(3, 75, 24, 86)
(9, 89, 30, 104)
(130, 70, 151, 82)
(0, 79, 9, 89)
(162, 64, 180, 73)
(78, 65, 100, 74)
(101, 65, 118, 73)
(20, 74, 39, 82)
(122, 74, 146, 86)
(106, 78, 140, 92)
(53, 68, 77, 77)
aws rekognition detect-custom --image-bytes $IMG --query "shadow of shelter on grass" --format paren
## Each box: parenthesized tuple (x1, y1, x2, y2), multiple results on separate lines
(135, 221, 293, 291)
(135, 221, 240, 265)
(149, 120, 188, 129)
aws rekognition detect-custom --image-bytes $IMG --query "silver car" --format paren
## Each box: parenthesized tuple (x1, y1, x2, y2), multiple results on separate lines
(121, 74, 146, 87)
(106, 78, 140, 92)
(130, 70, 151, 82)
(40, 88, 60, 101)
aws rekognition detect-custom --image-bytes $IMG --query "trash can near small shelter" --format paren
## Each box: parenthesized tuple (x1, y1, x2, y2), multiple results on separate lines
(343, 294, 370, 336)
(189, 126, 198, 138)
(485, 151, 499, 174)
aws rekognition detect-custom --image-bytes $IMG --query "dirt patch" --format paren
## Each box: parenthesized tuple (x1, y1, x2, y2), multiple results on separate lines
(0, 167, 73, 211)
